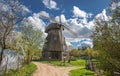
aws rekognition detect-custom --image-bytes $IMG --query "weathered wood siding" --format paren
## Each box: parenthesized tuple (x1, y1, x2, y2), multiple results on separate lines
(42, 23, 66, 60)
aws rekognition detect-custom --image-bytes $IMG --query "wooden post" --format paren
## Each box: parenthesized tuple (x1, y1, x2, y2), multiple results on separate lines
(48, 56, 51, 63)
(63, 56, 66, 66)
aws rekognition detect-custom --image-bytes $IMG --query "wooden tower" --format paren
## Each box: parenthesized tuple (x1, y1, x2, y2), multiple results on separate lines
(42, 23, 67, 60)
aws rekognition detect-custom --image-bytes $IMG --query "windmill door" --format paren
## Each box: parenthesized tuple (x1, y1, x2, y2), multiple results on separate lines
(51, 51, 62, 60)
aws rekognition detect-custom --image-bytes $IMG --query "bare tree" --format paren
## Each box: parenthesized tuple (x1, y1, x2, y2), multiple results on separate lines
(0, 0, 29, 66)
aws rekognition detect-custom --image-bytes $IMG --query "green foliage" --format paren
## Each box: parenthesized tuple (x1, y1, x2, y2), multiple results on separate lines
(70, 48, 99, 59)
(93, 0, 120, 75)
(2, 63, 37, 76)
(84, 48, 99, 59)
(69, 68, 95, 76)
(20, 24, 44, 63)
(70, 49, 80, 57)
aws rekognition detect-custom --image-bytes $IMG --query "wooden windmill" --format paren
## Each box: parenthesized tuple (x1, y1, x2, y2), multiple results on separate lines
(41, 15, 76, 60)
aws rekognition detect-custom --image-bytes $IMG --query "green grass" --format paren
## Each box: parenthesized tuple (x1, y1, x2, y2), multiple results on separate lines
(69, 68, 95, 76)
(69, 59, 86, 66)
(40, 59, 86, 67)
(2, 63, 37, 76)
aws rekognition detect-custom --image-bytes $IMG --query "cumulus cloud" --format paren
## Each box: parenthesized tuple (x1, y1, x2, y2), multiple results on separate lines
(26, 16, 45, 31)
(42, 0, 59, 10)
(77, 39, 93, 48)
(54, 13, 94, 48)
(38, 11, 50, 18)
(73, 6, 87, 18)
(22, 11, 51, 38)
(73, 6, 92, 18)
(66, 41, 72, 46)
(52, 6, 94, 47)
(55, 14, 67, 23)
(52, 6, 111, 48)
(21, 5, 31, 13)
(86, 20, 95, 30)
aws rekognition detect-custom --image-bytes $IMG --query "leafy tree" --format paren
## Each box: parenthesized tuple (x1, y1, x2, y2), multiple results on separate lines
(20, 24, 43, 64)
(84, 48, 99, 59)
(70, 49, 80, 57)
(0, 0, 29, 66)
(93, 0, 120, 75)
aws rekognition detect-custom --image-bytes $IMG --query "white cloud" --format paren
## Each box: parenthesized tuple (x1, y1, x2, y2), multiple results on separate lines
(73, 6, 92, 18)
(55, 14, 67, 23)
(23, 11, 50, 31)
(73, 6, 87, 18)
(26, 16, 45, 31)
(77, 39, 93, 48)
(66, 41, 72, 46)
(22, 11, 50, 38)
(38, 11, 50, 18)
(42, 0, 59, 10)
(21, 5, 30, 13)
(86, 20, 95, 30)
(54, 13, 94, 47)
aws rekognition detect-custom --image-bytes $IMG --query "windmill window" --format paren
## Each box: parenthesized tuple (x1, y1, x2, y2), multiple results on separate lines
(54, 37, 57, 40)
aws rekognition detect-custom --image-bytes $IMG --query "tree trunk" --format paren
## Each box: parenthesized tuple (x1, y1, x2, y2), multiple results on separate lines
(0, 48, 5, 66)
(0, 32, 6, 66)
(5, 56, 8, 73)
(17, 56, 20, 70)
(26, 50, 30, 64)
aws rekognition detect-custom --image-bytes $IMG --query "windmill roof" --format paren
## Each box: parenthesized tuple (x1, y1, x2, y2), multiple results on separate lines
(45, 23, 61, 33)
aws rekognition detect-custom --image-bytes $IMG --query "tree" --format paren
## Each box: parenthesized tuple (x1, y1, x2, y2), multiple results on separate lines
(93, 0, 120, 75)
(84, 48, 99, 59)
(0, 0, 29, 66)
(70, 49, 80, 57)
(20, 24, 43, 64)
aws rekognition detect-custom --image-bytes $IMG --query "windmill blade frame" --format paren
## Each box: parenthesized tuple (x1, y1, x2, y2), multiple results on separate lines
(39, 15, 60, 24)
(40, 15, 77, 36)
(61, 23, 77, 35)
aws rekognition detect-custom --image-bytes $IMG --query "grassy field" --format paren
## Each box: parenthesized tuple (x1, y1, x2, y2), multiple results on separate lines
(2, 63, 37, 76)
(40, 59, 86, 67)
(69, 68, 95, 76)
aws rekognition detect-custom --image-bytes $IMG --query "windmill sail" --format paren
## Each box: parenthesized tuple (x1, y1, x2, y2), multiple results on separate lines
(40, 15, 77, 35)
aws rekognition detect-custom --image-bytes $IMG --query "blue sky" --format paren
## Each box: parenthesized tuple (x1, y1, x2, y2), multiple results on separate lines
(20, 0, 110, 18)
(19, 0, 111, 48)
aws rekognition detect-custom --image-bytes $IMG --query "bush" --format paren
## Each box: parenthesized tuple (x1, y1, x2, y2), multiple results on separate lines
(70, 56, 77, 61)
(2, 63, 37, 76)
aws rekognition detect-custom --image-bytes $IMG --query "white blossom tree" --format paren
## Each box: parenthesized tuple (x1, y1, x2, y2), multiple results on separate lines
(0, 0, 29, 66)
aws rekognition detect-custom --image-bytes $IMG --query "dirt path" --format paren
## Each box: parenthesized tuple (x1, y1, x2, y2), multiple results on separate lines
(32, 62, 82, 76)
